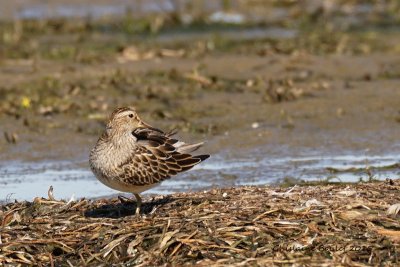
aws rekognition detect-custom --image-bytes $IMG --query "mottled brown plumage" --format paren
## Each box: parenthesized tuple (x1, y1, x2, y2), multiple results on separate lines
(89, 107, 209, 215)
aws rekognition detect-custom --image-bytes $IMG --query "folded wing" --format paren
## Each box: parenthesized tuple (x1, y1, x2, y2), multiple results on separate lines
(117, 128, 209, 186)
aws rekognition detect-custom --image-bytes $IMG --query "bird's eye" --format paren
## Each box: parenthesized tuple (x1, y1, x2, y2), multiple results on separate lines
(128, 114, 134, 118)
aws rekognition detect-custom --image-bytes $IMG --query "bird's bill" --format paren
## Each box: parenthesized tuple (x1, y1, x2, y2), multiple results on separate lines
(137, 120, 164, 133)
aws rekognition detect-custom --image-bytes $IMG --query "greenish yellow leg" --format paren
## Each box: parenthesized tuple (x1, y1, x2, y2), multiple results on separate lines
(134, 193, 142, 216)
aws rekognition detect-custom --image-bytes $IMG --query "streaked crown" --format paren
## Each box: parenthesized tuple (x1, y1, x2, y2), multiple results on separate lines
(110, 107, 137, 121)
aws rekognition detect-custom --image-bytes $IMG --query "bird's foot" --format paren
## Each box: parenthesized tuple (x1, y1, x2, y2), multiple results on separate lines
(135, 207, 141, 217)
(133, 193, 142, 217)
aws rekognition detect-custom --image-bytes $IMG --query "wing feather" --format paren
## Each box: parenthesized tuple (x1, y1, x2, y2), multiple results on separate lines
(117, 127, 209, 185)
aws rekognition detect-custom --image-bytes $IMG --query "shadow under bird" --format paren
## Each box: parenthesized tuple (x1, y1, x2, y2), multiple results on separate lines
(89, 107, 209, 215)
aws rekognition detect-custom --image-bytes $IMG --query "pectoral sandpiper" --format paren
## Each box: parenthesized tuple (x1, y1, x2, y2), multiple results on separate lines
(89, 107, 209, 215)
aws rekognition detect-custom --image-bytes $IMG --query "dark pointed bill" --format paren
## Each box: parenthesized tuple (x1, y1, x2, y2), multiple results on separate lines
(137, 121, 164, 134)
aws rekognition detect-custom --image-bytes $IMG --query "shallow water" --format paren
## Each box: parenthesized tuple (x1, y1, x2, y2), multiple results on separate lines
(15, 2, 174, 19)
(1, 149, 398, 202)
(9, 1, 376, 21)
(12, 1, 231, 20)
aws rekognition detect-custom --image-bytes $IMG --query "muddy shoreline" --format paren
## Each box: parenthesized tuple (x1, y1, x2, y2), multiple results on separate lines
(1, 51, 400, 200)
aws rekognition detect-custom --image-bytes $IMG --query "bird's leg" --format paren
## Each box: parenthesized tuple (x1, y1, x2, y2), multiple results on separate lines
(134, 193, 142, 216)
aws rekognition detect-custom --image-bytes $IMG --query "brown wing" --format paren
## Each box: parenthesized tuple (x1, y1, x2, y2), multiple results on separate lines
(117, 129, 209, 186)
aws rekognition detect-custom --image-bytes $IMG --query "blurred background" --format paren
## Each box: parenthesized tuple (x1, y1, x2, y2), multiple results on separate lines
(0, 0, 399, 201)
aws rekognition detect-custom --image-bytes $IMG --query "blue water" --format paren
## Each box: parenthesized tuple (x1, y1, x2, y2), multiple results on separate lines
(1, 150, 399, 202)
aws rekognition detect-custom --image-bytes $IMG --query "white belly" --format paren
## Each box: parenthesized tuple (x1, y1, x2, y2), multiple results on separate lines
(96, 173, 160, 194)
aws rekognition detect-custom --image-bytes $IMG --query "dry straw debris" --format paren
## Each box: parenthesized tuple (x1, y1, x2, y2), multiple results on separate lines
(1, 180, 399, 266)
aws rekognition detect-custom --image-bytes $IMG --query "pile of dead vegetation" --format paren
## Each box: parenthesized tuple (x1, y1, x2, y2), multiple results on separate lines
(1, 180, 399, 266)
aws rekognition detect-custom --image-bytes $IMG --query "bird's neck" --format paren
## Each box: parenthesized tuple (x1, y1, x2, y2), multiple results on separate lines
(106, 130, 136, 150)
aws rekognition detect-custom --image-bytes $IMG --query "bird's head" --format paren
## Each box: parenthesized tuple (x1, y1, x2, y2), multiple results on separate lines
(106, 107, 161, 137)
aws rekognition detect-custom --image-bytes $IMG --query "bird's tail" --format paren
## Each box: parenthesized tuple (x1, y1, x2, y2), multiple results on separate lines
(175, 141, 205, 154)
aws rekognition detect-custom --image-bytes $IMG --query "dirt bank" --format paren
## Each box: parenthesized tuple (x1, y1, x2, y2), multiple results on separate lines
(1, 52, 400, 161)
